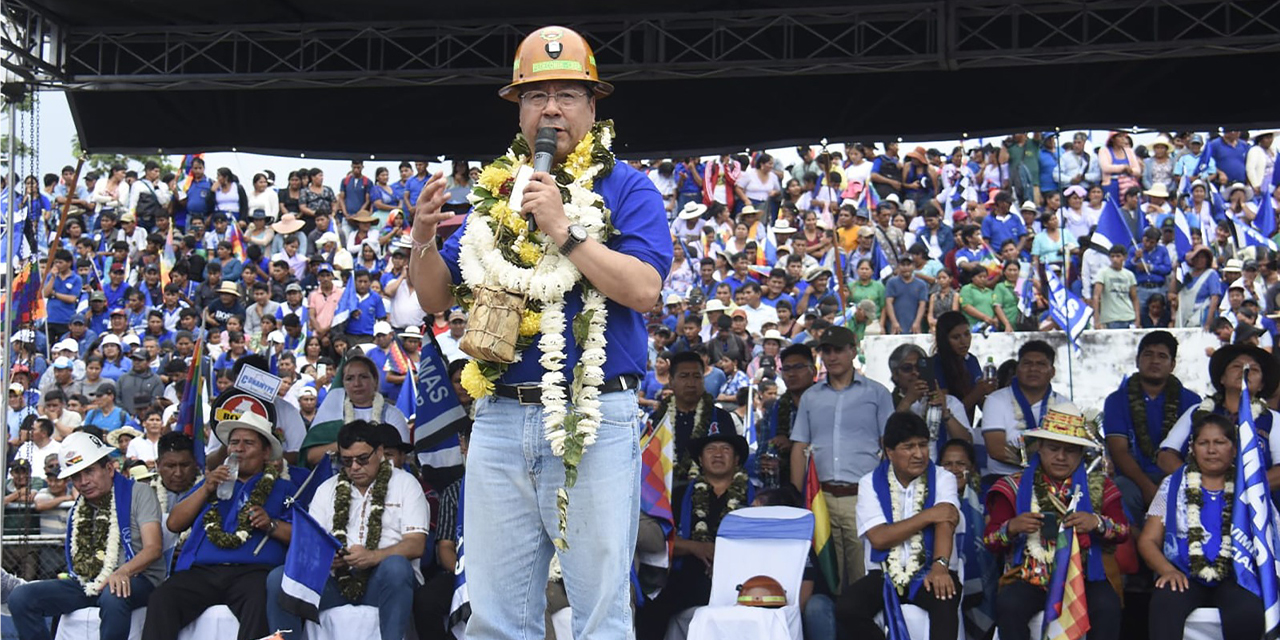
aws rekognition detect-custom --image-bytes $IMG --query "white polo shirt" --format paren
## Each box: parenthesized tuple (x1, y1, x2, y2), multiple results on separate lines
(856, 467, 959, 572)
(309, 466, 432, 583)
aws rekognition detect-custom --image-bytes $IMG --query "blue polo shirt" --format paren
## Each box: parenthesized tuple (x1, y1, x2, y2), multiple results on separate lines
(186, 177, 215, 217)
(981, 213, 1026, 253)
(1127, 244, 1173, 287)
(761, 292, 796, 311)
(1207, 138, 1249, 184)
(175, 472, 298, 570)
(345, 291, 386, 336)
(441, 161, 673, 384)
(391, 179, 412, 208)
(341, 174, 372, 214)
(48, 272, 82, 324)
(406, 174, 431, 208)
(1102, 381, 1201, 474)
(102, 280, 130, 310)
(674, 162, 704, 196)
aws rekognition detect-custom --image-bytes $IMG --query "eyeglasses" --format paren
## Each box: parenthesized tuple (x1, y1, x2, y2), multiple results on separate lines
(518, 89, 588, 109)
(337, 451, 377, 468)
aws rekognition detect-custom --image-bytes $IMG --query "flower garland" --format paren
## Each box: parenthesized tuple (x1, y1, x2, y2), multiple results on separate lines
(343, 393, 386, 427)
(774, 392, 797, 440)
(151, 476, 193, 548)
(69, 494, 120, 596)
(654, 392, 715, 481)
(454, 121, 617, 550)
(202, 466, 278, 548)
(1127, 375, 1184, 463)
(332, 460, 393, 601)
(689, 470, 749, 542)
(1184, 461, 1234, 582)
(884, 473, 929, 594)
(1194, 394, 1267, 426)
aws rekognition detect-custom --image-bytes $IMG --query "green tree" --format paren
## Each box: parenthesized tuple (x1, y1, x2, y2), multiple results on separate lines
(70, 134, 177, 175)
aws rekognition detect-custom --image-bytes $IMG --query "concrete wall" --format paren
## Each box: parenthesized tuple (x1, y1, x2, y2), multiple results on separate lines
(859, 328, 1219, 414)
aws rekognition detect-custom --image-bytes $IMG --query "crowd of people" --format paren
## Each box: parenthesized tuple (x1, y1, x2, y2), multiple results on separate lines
(0, 122, 1278, 640)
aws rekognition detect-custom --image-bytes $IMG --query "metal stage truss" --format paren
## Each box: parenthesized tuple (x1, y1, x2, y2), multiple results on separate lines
(6, 0, 1280, 91)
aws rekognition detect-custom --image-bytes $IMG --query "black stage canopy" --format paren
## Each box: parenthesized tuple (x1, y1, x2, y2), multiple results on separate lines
(16, 0, 1280, 158)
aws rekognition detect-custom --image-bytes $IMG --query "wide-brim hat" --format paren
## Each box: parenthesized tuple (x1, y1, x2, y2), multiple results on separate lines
(703, 299, 728, 313)
(905, 146, 928, 164)
(347, 211, 378, 224)
(105, 425, 143, 447)
(127, 463, 157, 481)
(399, 326, 424, 341)
(678, 202, 708, 220)
(760, 329, 790, 346)
(1143, 183, 1171, 199)
(1023, 404, 1100, 450)
(1184, 245, 1213, 264)
(773, 220, 797, 235)
(218, 282, 241, 296)
(271, 213, 305, 234)
(1224, 182, 1248, 199)
(738, 204, 762, 217)
(58, 432, 116, 479)
(1208, 343, 1280, 398)
(688, 426, 750, 465)
(214, 411, 284, 461)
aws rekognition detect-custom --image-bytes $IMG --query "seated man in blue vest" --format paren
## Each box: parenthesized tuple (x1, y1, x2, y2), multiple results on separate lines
(142, 412, 298, 640)
(9, 432, 165, 640)
(265, 420, 429, 639)
(640, 421, 754, 640)
(836, 411, 961, 640)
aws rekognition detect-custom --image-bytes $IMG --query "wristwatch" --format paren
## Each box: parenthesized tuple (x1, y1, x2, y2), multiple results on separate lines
(559, 224, 588, 256)
(934, 557, 949, 569)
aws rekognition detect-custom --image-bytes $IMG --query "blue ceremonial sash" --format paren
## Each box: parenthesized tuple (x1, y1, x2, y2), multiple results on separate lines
(65, 472, 137, 578)
(1011, 454, 1104, 581)
(1011, 381, 1052, 431)
(870, 459, 938, 640)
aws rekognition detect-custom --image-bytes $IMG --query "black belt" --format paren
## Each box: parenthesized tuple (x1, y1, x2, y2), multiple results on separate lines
(493, 374, 641, 406)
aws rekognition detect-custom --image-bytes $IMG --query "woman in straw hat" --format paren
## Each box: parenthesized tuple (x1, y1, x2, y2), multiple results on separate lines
(984, 405, 1128, 640)
(1139, 413, 1265, 640)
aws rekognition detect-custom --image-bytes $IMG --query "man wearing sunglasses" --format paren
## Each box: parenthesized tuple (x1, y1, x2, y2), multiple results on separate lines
(789, 326, 894, 595)
(265, 420, 429, 640)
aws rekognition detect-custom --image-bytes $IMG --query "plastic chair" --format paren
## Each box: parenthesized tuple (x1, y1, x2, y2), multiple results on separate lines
(176, 605, 239, 640)
(686, 506, 814, 640)
(306, 604, 417, 640)
(54, 606, 147, 640)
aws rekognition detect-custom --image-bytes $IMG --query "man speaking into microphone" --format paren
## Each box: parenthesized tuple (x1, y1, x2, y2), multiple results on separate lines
(407, 25, 673, 640)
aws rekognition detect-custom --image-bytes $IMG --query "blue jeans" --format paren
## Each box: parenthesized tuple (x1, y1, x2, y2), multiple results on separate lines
(803, 593, 836, 640)
(464, 390, 642, 640)
(1104, 320, 1133, 329)
(264, 555, 416, 640)
(9, 576, 155, 640)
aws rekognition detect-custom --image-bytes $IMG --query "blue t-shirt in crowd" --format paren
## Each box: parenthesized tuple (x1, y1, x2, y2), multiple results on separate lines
(344, 291, 386, 337)
(981, 214, 1026, 253)
(1102, 382, 1201, 475)
(441, 162, 674, 385)
(1207, 138, 1249, 184)
(405, 174, 431, 209)
(341, 174, 373, 214)
(186, 177, 215, 217)
(703, 366, 727, 397)
(391, 179, 412, 208)
(176, 473, 298, 570)
(884, 275, 929, 332)
(761, 292, 796, 311)
(674, 162, 704, 196)
(48, 272, 82, 324)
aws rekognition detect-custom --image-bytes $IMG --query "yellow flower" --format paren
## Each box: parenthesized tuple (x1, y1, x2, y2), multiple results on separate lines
(460, 360, 494, 399)
(477, 164, 512, 195)
(490, 201, 526, 235)
(565, 131, 595, 177)
(519, 310, 542, 337)
(516, 239, 544, 266)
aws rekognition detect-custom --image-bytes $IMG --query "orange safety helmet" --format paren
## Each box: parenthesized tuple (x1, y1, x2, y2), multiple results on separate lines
(500, 25, 614, 102)
(735, 575, 787, 608)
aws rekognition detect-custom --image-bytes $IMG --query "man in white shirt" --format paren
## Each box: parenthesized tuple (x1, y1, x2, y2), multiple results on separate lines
(738, 281, 779, 336)
(14, 418, 62, 482)
(843, 412, 960, 640)
(978, 341, 1070, 480)
(437, 309, 468, 362)
(265, 420, 428, 640)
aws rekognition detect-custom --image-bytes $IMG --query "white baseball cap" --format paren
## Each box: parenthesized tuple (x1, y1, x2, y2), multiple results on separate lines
(374, 321, 394, 336)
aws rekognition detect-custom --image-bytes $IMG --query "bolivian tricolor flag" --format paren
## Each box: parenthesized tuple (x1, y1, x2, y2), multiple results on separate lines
(804, 449, 838, 593)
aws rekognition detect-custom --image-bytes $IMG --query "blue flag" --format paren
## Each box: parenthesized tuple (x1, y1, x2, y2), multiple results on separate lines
(1210, 184, 1228, 224)
(1238, 222, 1278, 252)
(330, 273, 359, 327)
(1045, 269, 1093, 349)
(1092, 196, 1138, 252)
(448, 481, 471, 638)
(1256, 194, 1277, 239)
(278, 507, 342, 623)
(409, 338, 467, 470)
(743, 385, 758, 482)
(1232, 386, 1280, 639)
(872, 239, 894, 280)
(1017, 277, 1036, 319)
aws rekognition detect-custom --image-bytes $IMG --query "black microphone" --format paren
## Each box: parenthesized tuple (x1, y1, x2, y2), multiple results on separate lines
(528, 127, 558, 234)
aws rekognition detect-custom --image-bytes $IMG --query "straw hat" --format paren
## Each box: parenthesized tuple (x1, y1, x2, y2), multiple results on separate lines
(272, 213, 305, 234)
(1023, 404, 1100, 450)
(347, 211, 378, 224)
(214, 411, 284, 461)
(1143, 183, 1171, 199)
(105, 425, 143, 448)
(678, 202, 708, 220)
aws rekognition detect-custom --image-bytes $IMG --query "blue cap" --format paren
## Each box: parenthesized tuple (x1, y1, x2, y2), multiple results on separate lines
(70, 313, 86, 324)
(317, 263, 334, 274)
(1041, 131, 1059, 140)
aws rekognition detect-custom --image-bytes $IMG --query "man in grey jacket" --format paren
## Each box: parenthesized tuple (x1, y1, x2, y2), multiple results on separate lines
(117, 351, 164, 416)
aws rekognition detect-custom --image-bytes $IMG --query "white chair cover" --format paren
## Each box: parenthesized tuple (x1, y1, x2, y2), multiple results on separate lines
(549, 607, 574, 640)
(54, 606, 147, 640)
(687, 506, 814, 640)
(176, 605, 239, 640)
(306, 604, 417, 640)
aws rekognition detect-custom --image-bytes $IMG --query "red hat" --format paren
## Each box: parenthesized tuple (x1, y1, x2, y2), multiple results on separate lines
(952, 210, 969, 223)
